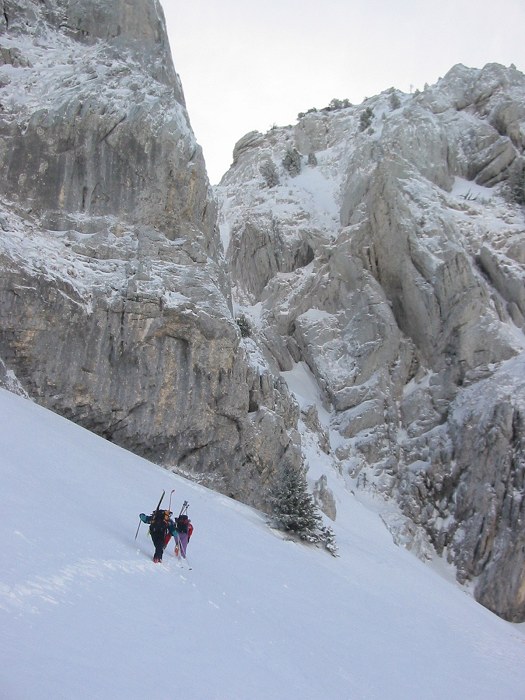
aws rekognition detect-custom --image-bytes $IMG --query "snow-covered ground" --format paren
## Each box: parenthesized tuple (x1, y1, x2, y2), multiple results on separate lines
(1, 388, 524, 700)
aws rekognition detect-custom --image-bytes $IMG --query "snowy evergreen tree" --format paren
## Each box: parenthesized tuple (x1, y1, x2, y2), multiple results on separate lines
(282, 146, 302, 176)
(389, 91, 401, 110)
(271, 466, 322, 542)
(259, 158, 279, 188)
(271, 467, 338, 555)
(359, 106, 374, 132)
(236, 314, 251, 337)
(327, 97, 351, 111)
(320, 525, 338, 557)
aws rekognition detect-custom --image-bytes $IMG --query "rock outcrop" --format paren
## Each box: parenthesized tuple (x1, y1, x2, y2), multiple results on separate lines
(0, 0, 301, 509)
(217, 64, 525, 621)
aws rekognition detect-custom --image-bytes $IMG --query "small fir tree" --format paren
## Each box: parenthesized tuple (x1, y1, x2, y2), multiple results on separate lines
(259, 158, 279, 188)
(236, 314, 251, 338)
(282, 146, 302, 177)
(359, 106, 374, 132)
(271, 467, 338, 555)
(389, 91, 401, 110)
(327, 97, 351, 111)
(271, 466, 322, 542)
(320, 525, 338, 557)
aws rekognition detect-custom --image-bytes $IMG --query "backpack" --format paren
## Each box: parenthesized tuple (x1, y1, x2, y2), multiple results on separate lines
(176, 514, 189, 534)
(149, 509, 170, 535)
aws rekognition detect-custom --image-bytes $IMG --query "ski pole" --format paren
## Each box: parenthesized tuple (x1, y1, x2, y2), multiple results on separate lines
(177, 536, 192, 569)
(134, 518, 142, 540)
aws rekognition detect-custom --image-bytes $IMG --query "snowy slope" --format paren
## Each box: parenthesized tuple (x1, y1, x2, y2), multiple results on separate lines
(1, 388, 524, 700)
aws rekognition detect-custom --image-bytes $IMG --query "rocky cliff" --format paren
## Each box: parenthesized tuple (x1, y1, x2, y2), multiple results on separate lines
(0, 0, 301, 509)
(216, 63, 525, 621)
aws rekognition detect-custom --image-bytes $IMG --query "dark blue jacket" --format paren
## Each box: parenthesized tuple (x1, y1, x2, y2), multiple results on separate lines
(139, 512, 177, 536)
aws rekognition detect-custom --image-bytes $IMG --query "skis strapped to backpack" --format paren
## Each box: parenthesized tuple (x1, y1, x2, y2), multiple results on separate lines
(149, 491, 168, 535)
(175, 501, 190, 533)
(154, 490, 165, 514)
(135, 490, 165, 540)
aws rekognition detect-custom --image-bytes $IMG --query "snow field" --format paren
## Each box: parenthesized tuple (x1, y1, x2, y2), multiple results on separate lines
(1, 389, 524, 700)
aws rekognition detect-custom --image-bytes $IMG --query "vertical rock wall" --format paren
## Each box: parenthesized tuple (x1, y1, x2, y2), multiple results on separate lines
(0, 0, 301, 508)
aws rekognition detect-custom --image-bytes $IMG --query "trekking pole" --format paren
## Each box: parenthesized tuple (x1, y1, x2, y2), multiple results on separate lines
(134, 518, 142, 540)
(182, 550, 192, 570)
(178, 536, 192, 570)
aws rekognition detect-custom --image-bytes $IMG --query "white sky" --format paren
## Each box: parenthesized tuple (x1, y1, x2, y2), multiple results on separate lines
(162, 0, 525, 184)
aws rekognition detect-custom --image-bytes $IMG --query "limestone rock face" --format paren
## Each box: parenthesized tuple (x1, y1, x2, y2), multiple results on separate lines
(0, 0, 214, 252)
(217, 63, 525, 621)
(0, 0, 301, 507)
(447, 359, 525, 622)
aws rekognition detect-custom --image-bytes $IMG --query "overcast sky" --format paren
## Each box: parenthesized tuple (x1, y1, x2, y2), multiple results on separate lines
(162, 0, 525, 184)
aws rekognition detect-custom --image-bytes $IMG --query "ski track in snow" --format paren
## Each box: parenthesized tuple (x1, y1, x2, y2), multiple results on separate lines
(0, 546, 197, 616)
(0, 553, 172, 613)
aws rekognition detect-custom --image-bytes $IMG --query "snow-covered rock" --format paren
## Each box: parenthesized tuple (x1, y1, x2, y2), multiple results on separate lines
(0, 0, 301, 509)
(217, 63, 525, 621)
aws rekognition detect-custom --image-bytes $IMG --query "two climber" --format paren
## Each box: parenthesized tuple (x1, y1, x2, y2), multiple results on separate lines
(139, 499, 193, 563)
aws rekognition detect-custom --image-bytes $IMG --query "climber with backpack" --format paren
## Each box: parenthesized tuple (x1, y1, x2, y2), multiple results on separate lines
(139, 508, 176, 563)
(174, 501, 193, 559)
